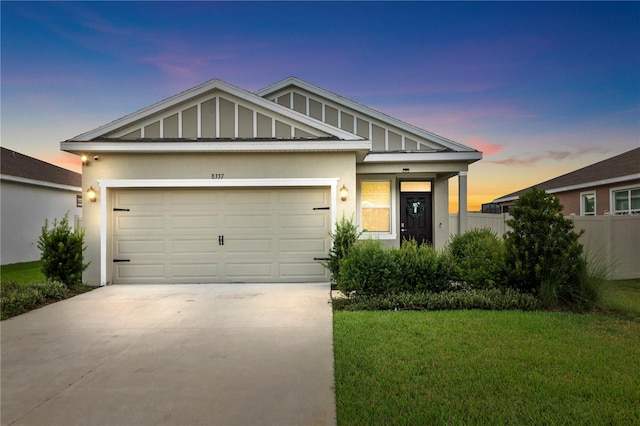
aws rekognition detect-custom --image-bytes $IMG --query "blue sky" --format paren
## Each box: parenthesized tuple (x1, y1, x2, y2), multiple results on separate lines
(2, 1, 639, 210)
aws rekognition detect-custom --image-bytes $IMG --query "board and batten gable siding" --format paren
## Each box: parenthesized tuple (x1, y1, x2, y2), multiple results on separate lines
(104, 90, 334, 140)
(265, 88, 443, 152)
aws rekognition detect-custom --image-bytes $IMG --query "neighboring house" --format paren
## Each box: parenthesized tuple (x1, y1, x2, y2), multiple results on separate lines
(60, 77, 482, 286)
(1, 147, 82, 265)
(493, 147, 640, 216)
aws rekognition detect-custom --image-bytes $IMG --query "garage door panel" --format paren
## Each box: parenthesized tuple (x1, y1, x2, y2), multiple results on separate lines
(226, 263, 272, 278)
(278, 189, 328, 205)
(115, 191, 164, 207)
(116, 239, 165, 255)
(116, 215, 164, 231)
(224, 191, 272, 205)
(172, 263, 219, 278)
(171, 239, 219, 254)
(225, 215, 272, 229)
(279, 238, 327, 253)
(171, 215, 219, 229)
(170, 191, 220, 206)
(280, 262, 328, 278)
(116, 263, 165, 279)
(225, 238, 272, 254)
(279, 214, 327, 230)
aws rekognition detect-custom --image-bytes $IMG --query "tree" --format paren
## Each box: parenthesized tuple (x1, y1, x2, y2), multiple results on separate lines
(38, 213, 89, 288)
(504, 187, 584, 295)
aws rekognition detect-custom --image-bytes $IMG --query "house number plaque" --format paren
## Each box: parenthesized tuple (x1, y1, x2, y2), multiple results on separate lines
(211, 173, 224, 179)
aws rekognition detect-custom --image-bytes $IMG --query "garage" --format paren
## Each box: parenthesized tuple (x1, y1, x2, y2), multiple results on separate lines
(112, 187, 331, 283)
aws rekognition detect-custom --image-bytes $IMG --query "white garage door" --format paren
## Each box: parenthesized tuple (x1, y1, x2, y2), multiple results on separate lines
(112, 187, 331, 284)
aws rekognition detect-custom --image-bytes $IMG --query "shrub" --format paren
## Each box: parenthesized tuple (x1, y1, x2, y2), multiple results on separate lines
(448, 228, 506, 289)
(38, 213, 89, 288)
(504, 188, 585, 297)
(332, 288, 539, 311)
(337, 239, 400, 296)
(0, 280, 70, 320)
(323, 215, 363, 283)
(395, 240, 452, 293)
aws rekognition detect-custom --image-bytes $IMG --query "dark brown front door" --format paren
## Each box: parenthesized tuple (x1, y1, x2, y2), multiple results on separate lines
(400, 192, 432, 245)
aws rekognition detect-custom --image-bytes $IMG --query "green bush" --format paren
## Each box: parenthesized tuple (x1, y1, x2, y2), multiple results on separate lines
(504, 188, 585, 296)
(332, 288, 539, 311)
(0, 280, 70, 320)
(337, 239, 401, 296)
(448, 228, 506, 289)
(38, 213, 89, 288)
(395, 239, 452, 293)
(323, 215, 363, 283)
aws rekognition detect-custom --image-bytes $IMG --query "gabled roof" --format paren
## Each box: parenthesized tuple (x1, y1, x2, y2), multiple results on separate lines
(67, 78, 360, 142)
(1, 147, 81, 188)
(494, 147, 640, 202)
(256, 76, 478, 153)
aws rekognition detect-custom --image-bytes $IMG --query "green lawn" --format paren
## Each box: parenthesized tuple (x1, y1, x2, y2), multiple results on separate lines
(333, 280, 640, 425)
(0, 260, 44, 285)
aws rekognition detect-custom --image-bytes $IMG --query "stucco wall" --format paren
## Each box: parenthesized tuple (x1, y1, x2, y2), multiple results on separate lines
(81, 152, 357, 285)
(1, 180, 82, 265)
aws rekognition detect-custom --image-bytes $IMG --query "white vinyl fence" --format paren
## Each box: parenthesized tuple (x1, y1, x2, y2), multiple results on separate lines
(449, 213, 640, 280)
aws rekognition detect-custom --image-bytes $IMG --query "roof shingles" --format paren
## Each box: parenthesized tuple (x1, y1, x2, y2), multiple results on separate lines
(1, 147, 81, 187)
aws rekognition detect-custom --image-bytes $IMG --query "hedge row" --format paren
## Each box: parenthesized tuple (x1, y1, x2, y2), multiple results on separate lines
(1, 281, 70, 320)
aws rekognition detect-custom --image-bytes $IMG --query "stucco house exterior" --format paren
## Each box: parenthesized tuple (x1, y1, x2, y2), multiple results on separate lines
(1, 147, 82, 265)
(493, 147, 640, 216)
(60, 77, 482, 286)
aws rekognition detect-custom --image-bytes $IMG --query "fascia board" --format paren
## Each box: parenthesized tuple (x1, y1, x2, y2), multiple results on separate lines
(69, 79, 362, 142)
(60, 140, 372, 154)
(257, 77, 478, 153)
(493, 173, 640, 203)
(363, 151, 482, 163)
(1, 174, 81, 192)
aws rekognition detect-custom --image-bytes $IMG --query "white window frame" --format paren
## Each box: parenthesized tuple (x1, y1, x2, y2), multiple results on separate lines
(610, 185, 640, 215)
(358, 178, 396, 239)
(580, 191, 596, 216)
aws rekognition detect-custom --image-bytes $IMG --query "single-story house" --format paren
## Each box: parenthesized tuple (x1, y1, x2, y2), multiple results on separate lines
(493, 147, 640, 216)
(60, 77, 482, 286)
(1, 147, 82, 265)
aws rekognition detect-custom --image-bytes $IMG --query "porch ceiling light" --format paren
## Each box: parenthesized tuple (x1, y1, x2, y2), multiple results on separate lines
(87, 186, 97, 203)
(339, 184, 348, 201)
(81, 154, 89, 166)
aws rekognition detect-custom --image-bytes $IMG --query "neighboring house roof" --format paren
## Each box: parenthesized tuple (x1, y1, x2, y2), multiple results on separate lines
(1, 147, 81, 189)
(493, 147, 640, 203)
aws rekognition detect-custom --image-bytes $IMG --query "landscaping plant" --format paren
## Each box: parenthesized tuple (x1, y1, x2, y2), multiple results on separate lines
(38, 213, 89, 288)
(323, 215, 363, 283)
(448, 228, 506, 289)
(503, 187, 598, 310)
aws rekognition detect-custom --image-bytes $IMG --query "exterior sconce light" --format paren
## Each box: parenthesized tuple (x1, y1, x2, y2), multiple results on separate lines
(86, 186, 97, 203)
(403, 168, 410, 173)
(339, 185, 348, 201)
(81, 154, 89, 166)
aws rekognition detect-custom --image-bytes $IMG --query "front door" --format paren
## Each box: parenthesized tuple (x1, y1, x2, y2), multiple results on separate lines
(400, 182, 433, 245)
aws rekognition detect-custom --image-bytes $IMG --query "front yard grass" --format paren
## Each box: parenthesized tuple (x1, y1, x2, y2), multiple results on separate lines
(0, 260, 45, 285)
(333, 280, 640, 425)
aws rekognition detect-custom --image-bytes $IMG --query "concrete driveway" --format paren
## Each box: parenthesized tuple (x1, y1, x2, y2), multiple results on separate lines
(1, 284, 336, 426)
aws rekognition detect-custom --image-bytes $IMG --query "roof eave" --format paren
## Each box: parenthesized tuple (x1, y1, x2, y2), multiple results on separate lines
(363, 151, 482, 164)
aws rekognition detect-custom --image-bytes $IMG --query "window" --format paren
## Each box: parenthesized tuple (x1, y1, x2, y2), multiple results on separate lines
(612, 187, 640, 215)
(361, 181, 391, 232)
(580, 192, 595, 216)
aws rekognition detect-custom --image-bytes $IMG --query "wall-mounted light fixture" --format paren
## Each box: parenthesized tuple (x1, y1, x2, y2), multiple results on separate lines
(86, 186, 97, 203)
(339, 184, 348, 201)
(402, 168, 410, 173)
(81, 154, 89, 166)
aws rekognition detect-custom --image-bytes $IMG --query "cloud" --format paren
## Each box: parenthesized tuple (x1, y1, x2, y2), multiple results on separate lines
(487, 147, 611, 166)
(466, 137, 504, 156)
